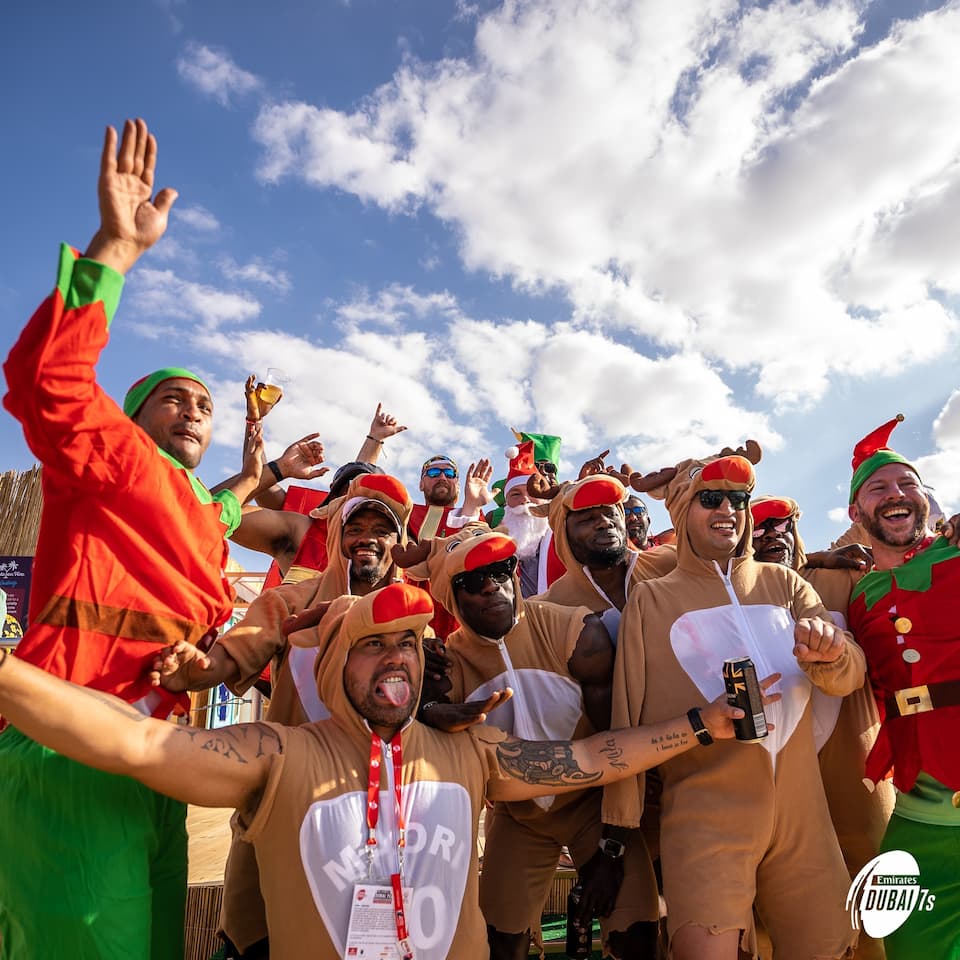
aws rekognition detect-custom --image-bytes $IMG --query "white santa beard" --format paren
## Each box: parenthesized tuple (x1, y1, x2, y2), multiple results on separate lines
(502, 503, 549, 560)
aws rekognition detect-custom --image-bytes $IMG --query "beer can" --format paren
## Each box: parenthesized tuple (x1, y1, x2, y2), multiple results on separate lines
(722, 656, 768, 742)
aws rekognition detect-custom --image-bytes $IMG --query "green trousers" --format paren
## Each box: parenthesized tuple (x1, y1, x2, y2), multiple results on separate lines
(0, 726, 187, 959)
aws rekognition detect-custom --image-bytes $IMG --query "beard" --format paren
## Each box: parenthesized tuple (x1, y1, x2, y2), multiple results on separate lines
(502, 503, 549, 560)
(860, 497, 929, 548)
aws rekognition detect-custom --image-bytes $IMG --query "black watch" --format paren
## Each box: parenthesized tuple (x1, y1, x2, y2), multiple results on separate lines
(598, 837, 626, 859)
(687, 707, 714, 746)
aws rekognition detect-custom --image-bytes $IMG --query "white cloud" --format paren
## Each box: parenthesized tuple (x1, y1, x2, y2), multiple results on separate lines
(127, 268, 262, 330)
(915, 389, 960, 517)
(177, 42, 262, 106)
(219, 256, 292, 293)
(248, 0, 960, 414)
(174, 205, 221, 233)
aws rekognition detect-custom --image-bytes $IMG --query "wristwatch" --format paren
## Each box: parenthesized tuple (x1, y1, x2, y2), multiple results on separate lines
(598, 837, 626, 859)
(687, 707, 714, 746)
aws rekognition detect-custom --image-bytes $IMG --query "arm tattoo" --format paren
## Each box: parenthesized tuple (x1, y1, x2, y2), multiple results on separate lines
(76, 685, 148, 722)
(598, 736, 629, 770)
(497, 739, 601, 787)
(651, 730, 690, 753)
(175, 723, 282, 766)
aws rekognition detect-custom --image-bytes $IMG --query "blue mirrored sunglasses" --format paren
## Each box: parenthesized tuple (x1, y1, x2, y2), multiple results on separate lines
(624, 505, 648, 517)
(424, 466, 457, 479)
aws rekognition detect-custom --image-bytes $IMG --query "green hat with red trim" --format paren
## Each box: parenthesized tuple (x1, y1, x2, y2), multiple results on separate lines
(849, 414, 919, 504)
(123, 367, 210, 418)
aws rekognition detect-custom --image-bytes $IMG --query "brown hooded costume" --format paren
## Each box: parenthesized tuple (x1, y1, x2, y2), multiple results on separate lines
(216, 473, 412, 953)
(602, 455, 865, 959)
(236, 582, 521, 960)
(534, 474, 677, 612)
(402, 527, 659, 944)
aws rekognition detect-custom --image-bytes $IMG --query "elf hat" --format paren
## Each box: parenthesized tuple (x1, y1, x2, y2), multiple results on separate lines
(849, 414, 919, 503)
(503, 440, 538, 495)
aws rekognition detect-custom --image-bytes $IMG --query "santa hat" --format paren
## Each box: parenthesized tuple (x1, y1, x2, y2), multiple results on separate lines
(503, 440, 537, 494)
(849, 414, 919, 503)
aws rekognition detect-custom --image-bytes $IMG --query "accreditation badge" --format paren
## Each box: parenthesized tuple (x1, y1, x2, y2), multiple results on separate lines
(344, 881, 416, 959)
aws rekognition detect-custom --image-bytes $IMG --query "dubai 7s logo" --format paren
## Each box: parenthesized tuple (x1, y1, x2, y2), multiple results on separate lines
(846, 850, 935, 938)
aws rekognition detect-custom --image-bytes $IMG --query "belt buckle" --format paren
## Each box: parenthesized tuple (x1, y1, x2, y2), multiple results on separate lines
(895, 684, 933, 716)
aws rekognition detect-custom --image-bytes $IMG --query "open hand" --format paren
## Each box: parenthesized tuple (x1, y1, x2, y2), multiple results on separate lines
(277, 434, 328, 481)
(85, 119, 178, 274)
(419, 689, 513, 733)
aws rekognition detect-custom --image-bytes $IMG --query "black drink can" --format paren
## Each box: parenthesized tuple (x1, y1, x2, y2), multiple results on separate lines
(722, 656, 768, 742)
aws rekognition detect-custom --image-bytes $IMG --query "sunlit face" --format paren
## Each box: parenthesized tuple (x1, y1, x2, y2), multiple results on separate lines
(132, 378, 213, 469)
(565, 504, 627, 568)
(344, 629, 421, 738)
(419, 465, 459, 507)
(850, 464, 929, 549)
(752, 517, 796, 566)
(624, 497, 651, 549)
(341, 508, 399, 585)
(505, 484, 534, 508)
(686, 490, 747, 562)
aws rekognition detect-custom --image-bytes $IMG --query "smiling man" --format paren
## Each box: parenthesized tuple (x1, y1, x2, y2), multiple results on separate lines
(605, 450, 865, 960)
(845, 416, 960, 960)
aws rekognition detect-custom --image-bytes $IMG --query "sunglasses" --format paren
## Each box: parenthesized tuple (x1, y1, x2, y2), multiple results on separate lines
(423, 466, 457, 479)
(752, 517, 794, 538)
(624, 505, 647, 517)
(535, 459, 558, 477)
(697, 489, 751, 511)
(452, 556, 518, 594)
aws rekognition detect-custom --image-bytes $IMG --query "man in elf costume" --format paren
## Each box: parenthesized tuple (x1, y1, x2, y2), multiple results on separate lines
(603, 449, 865, 960)
(0, 580, 760, 960)
(0, 119, 246, 959)
(845, 415, 960, 960)
(394, 527, 660, 958)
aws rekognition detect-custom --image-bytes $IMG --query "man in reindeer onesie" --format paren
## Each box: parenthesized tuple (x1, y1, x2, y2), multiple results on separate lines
(604, 449, 864, 960)
(395, 525, 660, 958)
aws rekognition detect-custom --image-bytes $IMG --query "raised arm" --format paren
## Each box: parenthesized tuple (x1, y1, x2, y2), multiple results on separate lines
(354, 402, 407, 464)
(0, 648, 275, 809)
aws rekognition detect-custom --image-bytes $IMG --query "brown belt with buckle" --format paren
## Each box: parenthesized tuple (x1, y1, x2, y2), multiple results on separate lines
(887, 679, 960, 717)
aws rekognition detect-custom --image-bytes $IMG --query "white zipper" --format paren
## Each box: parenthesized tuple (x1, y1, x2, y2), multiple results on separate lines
(712, 559, 772, 679)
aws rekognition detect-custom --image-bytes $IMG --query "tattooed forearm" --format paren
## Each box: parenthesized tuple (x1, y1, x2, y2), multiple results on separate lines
(173, 723, 282, 766)
(651, 730, 690, 753)
(497, 739, 602, 787)
(598, 736, 629, 770)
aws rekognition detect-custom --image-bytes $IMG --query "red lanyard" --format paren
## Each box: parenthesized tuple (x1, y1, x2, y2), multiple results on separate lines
(366, 731, 405, 852)
(366, 732, 413, 957)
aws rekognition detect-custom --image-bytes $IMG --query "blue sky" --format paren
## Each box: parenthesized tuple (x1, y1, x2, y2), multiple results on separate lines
(3, 0, 959, 570)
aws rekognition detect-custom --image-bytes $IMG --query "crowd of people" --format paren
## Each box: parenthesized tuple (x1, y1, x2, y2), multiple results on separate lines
(0, 117, 958, 960)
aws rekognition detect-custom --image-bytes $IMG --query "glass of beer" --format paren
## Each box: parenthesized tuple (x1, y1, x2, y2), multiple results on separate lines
(256, 368, 288, 411)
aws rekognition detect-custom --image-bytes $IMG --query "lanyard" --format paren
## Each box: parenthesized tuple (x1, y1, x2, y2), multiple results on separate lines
(366, 732, 413, 958)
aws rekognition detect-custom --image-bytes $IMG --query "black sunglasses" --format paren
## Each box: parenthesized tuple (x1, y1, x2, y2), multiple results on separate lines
(452, 556, 518, 594)
(535, 459, 557, 477)
(697, 489, 751, 511)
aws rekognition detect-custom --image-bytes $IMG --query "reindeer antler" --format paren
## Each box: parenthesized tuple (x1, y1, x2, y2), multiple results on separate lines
(527, 471, 562, 500)
(718, 439, 762, 464)
(629, 466, 678, 493)
(391, 541, 432, 569)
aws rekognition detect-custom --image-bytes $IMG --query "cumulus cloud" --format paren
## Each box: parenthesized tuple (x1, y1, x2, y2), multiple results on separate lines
(915, 389, 960, 516)
(174, 205, 221, 233)
(177, 42, 262, 106)
(127, 268, 262, 330)
(249, 0, 960, 412)
(219, 256, 292, 293)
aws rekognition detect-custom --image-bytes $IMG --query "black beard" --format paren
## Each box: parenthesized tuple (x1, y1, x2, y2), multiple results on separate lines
(351, 557, 386, 584)
(584, 543, 628, 568)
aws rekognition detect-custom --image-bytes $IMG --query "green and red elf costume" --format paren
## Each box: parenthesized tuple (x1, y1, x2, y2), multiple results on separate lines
(847, 415, 960, 959)
(0, 246, 240, 960)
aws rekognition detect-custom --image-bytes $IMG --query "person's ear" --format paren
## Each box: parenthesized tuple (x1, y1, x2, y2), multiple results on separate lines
(848, 502, 861, 523)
